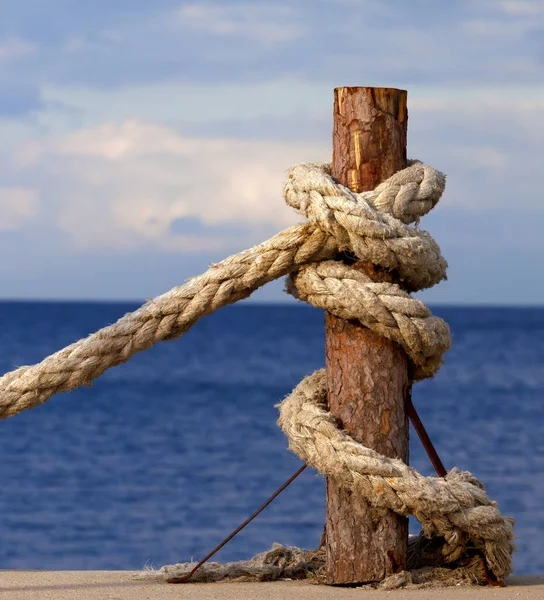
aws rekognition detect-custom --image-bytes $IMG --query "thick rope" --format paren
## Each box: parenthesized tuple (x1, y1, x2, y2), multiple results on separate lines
(0, 223, 336, 418)
(277, 370, 515, 579)
(284, 161, 447, 291)
(141, 540, 489, 587)
(0, 162, 446, 419)
(0, 160, 514, 580)
(286, 261, 451, 380)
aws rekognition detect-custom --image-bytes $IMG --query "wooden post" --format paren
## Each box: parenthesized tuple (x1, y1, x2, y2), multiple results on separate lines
(325, 87, 409, 584)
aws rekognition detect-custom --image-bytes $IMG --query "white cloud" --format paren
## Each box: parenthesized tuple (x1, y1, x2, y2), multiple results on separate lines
(7, 78, 544, 252)
(42, 120, 197, 160)
(178, 2, 305, 43)
(462, 0, 543, 36)
(40, 79, 329, 130)
(13, 120, 328, 252)
(496, 0, 543, 16)
(462, 18, 539, 36)
(0, 37, 35, 62)
(0, 187, 39, 230)
(409, 105, 543, 215)
(450, 146, 509, 170)
(409, 88, 544, 112)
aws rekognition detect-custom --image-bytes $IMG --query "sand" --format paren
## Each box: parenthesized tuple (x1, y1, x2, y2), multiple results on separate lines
(0, 571, 542, 600)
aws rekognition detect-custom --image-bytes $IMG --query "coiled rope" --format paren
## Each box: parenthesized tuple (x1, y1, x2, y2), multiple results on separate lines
(0, 160, 514, 580)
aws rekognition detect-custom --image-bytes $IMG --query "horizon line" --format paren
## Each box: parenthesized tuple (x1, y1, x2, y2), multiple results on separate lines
(0, 298, 543, 310)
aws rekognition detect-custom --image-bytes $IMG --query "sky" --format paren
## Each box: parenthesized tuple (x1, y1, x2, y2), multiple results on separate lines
(0, 0, 542, 304)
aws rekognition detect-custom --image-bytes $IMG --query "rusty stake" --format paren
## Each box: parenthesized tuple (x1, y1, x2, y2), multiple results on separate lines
(404, 385, 447, 477)
(167, 463, 307, 583)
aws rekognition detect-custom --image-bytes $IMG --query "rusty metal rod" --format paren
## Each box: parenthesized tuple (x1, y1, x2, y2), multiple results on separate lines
(167, 463, 307, 583)
(404, 385, 447, 478)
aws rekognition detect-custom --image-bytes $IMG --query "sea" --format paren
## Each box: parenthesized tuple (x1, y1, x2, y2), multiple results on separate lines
(0, 302, 542, 574)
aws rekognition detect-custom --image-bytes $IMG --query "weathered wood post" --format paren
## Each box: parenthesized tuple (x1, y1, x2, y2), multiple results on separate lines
(325, 87, 410, 584)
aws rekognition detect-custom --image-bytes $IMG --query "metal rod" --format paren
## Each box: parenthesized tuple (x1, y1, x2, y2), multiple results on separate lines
(167, 463, 307, 583)
(404, 385, 447, 478)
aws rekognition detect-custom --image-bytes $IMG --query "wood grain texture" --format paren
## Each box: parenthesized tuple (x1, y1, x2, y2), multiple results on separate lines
(325, 87, 410, 585)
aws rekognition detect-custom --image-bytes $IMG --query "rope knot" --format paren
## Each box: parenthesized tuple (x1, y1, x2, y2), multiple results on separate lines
(284, 160, 446, 226)
(283, 161, 449, 292)
(284, 159, 451, 380)
(368, 160, 446, 224)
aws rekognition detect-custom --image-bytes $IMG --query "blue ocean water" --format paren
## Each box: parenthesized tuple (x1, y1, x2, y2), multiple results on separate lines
(0, 302, 542, 574)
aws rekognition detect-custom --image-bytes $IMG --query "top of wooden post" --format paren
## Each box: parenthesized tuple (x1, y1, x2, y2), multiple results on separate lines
(333, 87, 407, 193)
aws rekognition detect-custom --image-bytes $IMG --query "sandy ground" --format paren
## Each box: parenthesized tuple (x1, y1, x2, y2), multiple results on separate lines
(0, 572, 542, 600)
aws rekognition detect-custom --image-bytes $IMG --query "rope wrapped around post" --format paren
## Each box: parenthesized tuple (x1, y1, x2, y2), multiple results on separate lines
(0, 160, 515, 579)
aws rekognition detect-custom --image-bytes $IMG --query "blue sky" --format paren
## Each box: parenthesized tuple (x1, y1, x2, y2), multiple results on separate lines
(0, 0, 542, 304)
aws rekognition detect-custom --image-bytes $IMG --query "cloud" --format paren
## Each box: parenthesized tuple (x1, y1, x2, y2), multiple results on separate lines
(11, 120, 327, 252)
(36, 120, 195, 159)
(0, 38, 35, 62)
(494, 0, 543, 16)
(169, 215, 247, 236)
(459, 0, 544, 48)
(0, 0, 541, 96)
(40, 78, 330, 128)
(5, 80, 542, 259)
(0, 187, 39, 230)
(0, 38, 43, 117)
(0, 0, 542, 303)
(5, 82, 544, 257)
(462, 18, 542, 37)
(178, 2, 305, 44)
(0, 83, 44, 117)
